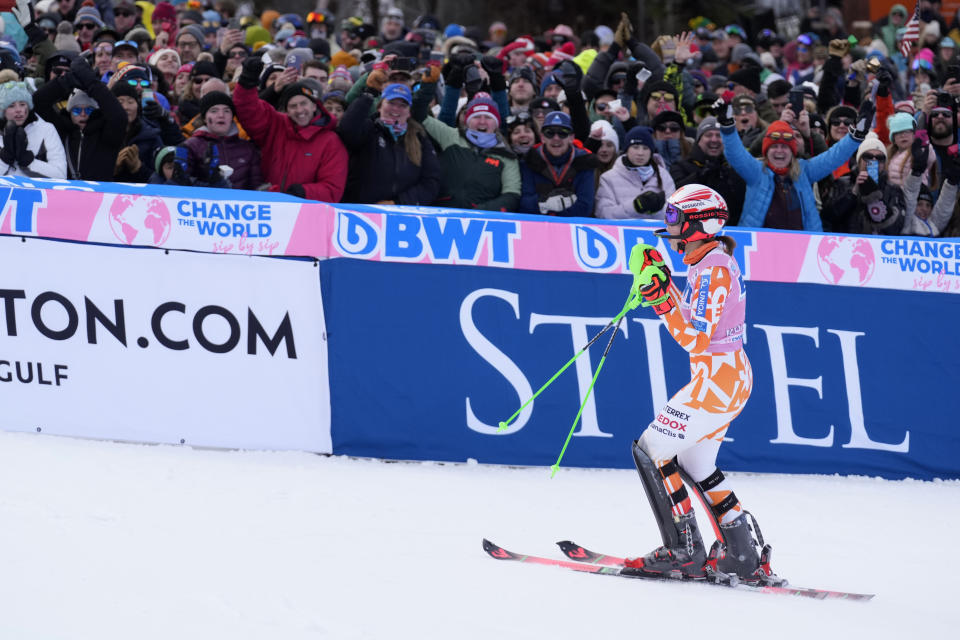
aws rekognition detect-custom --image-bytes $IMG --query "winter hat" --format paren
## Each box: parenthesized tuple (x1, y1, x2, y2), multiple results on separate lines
(541, 110, 572, 131)
(894, 100, 916, 115)
(151, 2, 176, 23)
(594, 25, 614, 47)
(74, 5, 105, 28)
(762, 120, 798, 157)
(856, 132, 887, 163)
(148, 48, 180, 67)
(642, 80, 676, 103)
(651, 109, 685, 130)
(0, 81, 33, 112)
(177, 24, 205, 46)
(539, 70, 562, 95)
(917, 184, 934, 205)
(887, 112, 915, 136)
(729, 66, 761, 94)
(464, 93, 500, 126)
(696, 116, 721, 141)
(245, 26, 272, 49)
(278, 81, 320, 110)
(826, 104, 856, 124)
(529, 96, 560, 112)
(330, 49, 359, 69)
(624, 125, 656, 151)
(111, 80, 139, 101)
(199, 91, 234, 118)
(590, 119, 619, 153)
(942, 37, 957, 50)
(66, 89, 98, 111)
(329, 65, 352, 84)
(54, 22, 81, 53)
(309, 38, 332, 60)
(509, 66, 536, 88)
(154, 145, 177, 173)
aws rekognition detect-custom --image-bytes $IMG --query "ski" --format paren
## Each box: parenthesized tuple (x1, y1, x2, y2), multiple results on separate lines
(482, 539, 874, 601)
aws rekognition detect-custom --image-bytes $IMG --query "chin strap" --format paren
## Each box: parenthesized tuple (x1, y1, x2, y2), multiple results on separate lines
(654, 228, 685, 253)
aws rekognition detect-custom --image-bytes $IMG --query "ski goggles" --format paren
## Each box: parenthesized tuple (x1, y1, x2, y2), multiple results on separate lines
(767, 131, 795, 141)
(664, 203, 684, 225)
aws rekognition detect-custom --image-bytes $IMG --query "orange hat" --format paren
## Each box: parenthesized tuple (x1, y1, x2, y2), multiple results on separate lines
(331, 50, 358, 69)
(762, 120, 798, 157)
(261, 10, 280, 31)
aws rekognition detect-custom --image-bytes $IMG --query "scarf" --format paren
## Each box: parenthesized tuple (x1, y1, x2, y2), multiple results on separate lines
(466, 129, 498, 148)
(378, 118, 408, 140)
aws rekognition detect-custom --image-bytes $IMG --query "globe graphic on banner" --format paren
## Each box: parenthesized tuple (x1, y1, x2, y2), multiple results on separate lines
(108, 195, 172, 246)
(816, 236, 876, 286)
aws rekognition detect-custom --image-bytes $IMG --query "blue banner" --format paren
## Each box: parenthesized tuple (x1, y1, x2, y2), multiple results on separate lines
(321, 257, 960, 480)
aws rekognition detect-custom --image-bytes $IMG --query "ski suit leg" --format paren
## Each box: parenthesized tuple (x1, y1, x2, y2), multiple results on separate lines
(638, 349, 752, 518)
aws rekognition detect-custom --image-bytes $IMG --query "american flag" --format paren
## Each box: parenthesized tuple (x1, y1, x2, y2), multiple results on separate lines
(900, 1, 921, 58)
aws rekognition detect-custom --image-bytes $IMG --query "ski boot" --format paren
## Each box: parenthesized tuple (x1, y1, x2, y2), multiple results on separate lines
(707, 511, 786, 586)
(624, 511, 707, 579)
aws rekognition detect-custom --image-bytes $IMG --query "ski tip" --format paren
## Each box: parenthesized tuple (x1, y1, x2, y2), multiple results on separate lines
(483, 538, 512, 559)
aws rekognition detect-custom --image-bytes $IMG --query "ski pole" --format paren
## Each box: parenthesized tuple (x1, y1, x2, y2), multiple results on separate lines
(550, 314, 624, 478)
(497, 294, 637, 434)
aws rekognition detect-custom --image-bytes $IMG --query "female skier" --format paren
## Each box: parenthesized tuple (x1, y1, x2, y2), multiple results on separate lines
(624, 183, 783, 586)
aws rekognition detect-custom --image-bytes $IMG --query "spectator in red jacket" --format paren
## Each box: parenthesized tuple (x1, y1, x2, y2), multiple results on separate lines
(233, 57, 347, 201)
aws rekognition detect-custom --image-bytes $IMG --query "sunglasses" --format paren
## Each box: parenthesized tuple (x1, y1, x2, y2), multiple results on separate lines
(114, 10, 134, 17)
(127, 78, 150, 87)
(656, 123, 682, 133)
(649, 91, 675, 102)
(860, 153, 885, 162)
(51, 67, 70, 76)
(542, 128, 571, 139)
(71, 106, 96, 116)
(930, 110, 953, 119)
(228, 50, 247, 58)
(767, 131, 795, 141)
(733, 104, 755, 114)
(192, 75, 211, 84)
(830, 118, 854, 127)
(506, 112, 532, 125)
(77, 22, 98, 31)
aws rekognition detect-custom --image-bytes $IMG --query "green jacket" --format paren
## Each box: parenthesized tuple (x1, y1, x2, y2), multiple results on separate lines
(422, 116, 521, 212)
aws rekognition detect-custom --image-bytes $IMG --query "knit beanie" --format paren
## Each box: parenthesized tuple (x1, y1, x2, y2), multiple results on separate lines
(696, 117, 721, 141)
(887, 112, 915, 136)
(111, 80, 139, 101)
(148, 48, 180, 67)
(74, 5, 104, 28)
(177, 24, 205, 46)
(0, 81, 33, 112)
(151, 2, 177, 23)
(54, 22, 81, 53)
(154, 145, 177, 173)
(624, 125, 656, 151)
(245, 26, 271, 49)
(762, 120, 798, 157)
(729, 66, 761, 94)
(590, 119, 619, 153)
(464, 93, 500, 126)
(199, 91, 234, 118)
(856, 132, 887, 163)
(66, 89, 98, 111)
(330, 50, 358, 69)
(278, 81, 319, 110)
(329, 65, 352, 83)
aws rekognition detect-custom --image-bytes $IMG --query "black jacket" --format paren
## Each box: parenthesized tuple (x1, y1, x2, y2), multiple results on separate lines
(33, 75, 127, 181)
(670, 145, 746, 226)
(337, 92, 441, 205)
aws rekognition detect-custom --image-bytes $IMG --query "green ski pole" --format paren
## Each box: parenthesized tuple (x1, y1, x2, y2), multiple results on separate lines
(549, 314, 624, 477)
(497, 294, 637, 434)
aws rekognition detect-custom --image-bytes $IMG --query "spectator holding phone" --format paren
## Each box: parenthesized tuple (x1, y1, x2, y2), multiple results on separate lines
(826, 132, 907, 234)
(336, 78, 440, 205)
(234, 56, 347, 201)
(33, 55, 126, 181)
(901, 140, 959, 236)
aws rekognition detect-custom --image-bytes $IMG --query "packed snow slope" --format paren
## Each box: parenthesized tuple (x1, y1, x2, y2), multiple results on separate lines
(0, 431, 956, 639)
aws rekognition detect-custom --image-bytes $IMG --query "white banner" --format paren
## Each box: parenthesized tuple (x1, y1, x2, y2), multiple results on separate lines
(0, 236, 330, 452)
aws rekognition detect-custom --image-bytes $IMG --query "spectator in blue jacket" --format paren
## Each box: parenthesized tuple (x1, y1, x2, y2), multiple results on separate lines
(520, 111, 597, 217)
(716, 97, 874, 231)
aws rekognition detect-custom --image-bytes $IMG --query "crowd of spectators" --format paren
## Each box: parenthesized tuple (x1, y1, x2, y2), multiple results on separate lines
(1, 0, 959, 237)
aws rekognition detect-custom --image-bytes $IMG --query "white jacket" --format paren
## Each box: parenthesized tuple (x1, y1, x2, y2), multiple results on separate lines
(594, 154, 675, 220)
(0, 116, 67, 179)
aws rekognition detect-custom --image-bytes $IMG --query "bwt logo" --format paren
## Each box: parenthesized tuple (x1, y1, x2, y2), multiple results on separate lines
(0, 186, 46, 235)
(335, 210, 519, 265)
(571, 225, 756, 277)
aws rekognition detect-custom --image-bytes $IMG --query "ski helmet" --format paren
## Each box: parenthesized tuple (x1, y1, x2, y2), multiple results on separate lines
(656, 184, 728, 251)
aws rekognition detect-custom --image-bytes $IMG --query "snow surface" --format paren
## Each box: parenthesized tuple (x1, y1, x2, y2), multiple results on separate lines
(1, 430, 957, 639)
